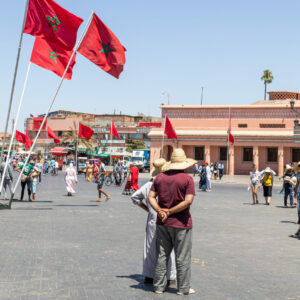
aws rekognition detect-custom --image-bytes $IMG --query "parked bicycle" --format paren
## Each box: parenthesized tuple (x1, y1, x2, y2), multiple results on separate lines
(104, 171, 123, 186)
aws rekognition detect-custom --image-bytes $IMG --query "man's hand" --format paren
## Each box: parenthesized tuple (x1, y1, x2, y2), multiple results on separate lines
(158, 209, 168, 223)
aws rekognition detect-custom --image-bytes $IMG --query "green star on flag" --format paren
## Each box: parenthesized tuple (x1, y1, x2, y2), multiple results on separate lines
(48, 49, 60, 63)
(46, 13, 62, 32)
(100, 42, 115, 58)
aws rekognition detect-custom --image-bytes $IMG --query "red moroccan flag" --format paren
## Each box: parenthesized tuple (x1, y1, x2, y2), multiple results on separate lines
(164, 116, 177, 140)
(78, 123, 94, 140)
(30, 37, 76, 79)
(227, 110, 234, 145)
(47, 126, 60, 143)
(77, 13, 126, 79)
(24, 0, 83, 50)
(15, 131, 26, 144)
(110, 121, 120, 138)
(25, 130, 33, 149)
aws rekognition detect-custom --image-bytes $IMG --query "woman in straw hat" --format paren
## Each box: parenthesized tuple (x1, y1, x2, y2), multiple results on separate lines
(131, 158, 176, 285)
(260, 167, 276, 205)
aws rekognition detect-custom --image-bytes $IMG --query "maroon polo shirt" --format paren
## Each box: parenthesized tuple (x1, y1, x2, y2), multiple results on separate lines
(151, 170, 195, 229)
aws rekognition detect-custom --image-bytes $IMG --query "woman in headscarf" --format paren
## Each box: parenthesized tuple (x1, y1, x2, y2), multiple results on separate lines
(130, 162, 140, 191)
(131, 158, 176, 285)
(65, 163, 78, 196)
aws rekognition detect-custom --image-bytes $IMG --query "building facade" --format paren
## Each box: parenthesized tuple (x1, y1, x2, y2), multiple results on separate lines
(26, 110, 161, 155)
(149, 91, 300, 176)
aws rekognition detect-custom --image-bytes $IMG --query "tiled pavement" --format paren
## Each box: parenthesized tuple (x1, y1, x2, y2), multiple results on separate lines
(0, 172, 299, 299)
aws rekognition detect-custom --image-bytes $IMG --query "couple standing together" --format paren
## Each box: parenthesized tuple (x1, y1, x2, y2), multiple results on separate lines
(132, 148, 196, 295)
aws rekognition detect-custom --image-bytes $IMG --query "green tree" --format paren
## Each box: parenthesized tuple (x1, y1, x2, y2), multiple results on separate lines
(261, 70, 274, 100)
(62, 122, 95, 152)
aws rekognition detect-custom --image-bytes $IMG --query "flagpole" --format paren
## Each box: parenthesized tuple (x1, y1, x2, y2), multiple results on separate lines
(110, 120, 112, 166)
(0, 62, 32, 195)
(0, 0, 29, 165)
(161, 115, 166, 158)
(226, 106, 230, 176)
(75, 122, 79, 174)
(8, 11, 95, 209)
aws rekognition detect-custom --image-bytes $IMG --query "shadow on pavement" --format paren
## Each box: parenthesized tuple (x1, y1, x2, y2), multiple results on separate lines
(54, 204, 99, 207)
(14, 207, 53, 210)
(280, 220, 298, 224)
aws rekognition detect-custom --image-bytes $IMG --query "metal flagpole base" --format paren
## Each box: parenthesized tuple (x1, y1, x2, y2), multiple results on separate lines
(0, 203, 11, 210)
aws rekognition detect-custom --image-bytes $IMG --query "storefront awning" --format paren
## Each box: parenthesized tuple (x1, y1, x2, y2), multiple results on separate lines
(50, 147, 68, 155)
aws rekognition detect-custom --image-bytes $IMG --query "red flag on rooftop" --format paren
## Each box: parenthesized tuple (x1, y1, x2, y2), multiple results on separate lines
(78, 123, 94, 140)
(25, 130, 33, 149)
(15, 131, 26, 144)
(77, 13, 126, 79)
(30, 114, 34, 118)
(30, 38, 76, 79)
(24, 0, 83, 50)
(227, 109, 234, 145)
(47, 126, 60, 143)
(164, 116, 178, 140)
(110, 121, 120, 138)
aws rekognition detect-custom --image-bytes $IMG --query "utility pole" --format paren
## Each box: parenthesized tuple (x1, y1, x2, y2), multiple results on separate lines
(201, 87, 204, 105)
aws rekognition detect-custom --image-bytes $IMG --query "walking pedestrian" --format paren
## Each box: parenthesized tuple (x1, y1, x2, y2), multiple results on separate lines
(131, 158, 176, 285)
(193, 163, 198, 177)
(96, 159, 110, 202)
(199, 162, 207, 191)
(130, 162, 140, 191)
(282, 166, 297, 207)
(206, 162, 212, 191)
(218, 162, 224, 180)
(294, 162, 300, 224)
(260, 167, 276, 205)
(148, 148, 196, 295)
(249, 164, 260, 204)
(113, 161, 122, 186)
(35, 160, 42, 183)
(31, 163, 40, 201)
(65, 163, 78, 196)
(0, 158, 13, 200)
(16, 160, 35, 201)
(86, 160, 93, 182)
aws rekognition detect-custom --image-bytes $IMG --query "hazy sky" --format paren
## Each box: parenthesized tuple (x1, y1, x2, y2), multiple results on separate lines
(1, 0, 300, 131)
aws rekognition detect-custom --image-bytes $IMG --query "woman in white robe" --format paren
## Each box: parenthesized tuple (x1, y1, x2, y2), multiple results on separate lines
(65, 164, 78, 196)
(131, 158, 176, 284)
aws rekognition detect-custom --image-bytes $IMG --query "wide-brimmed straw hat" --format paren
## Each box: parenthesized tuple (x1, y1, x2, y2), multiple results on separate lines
(285, 164, 292, 171)
(150, 158, 166, 178)
(161, 148, 196, 172)
(263, 167, 273, 173)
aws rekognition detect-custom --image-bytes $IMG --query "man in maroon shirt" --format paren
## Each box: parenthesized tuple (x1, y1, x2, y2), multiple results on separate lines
(148, 148, 196, 295)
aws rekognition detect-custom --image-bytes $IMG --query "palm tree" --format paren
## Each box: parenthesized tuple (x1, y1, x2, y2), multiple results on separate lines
(261, 70, 274, 100)
(62, 122, 96, 168)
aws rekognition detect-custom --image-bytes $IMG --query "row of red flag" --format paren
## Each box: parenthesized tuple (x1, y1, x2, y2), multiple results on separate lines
(15, 121, 121, 149)
(20, 117, 233, 148)
(25, 0, 126, 79)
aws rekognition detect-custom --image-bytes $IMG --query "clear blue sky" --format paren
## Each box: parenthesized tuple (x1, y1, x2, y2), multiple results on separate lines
(1, 0, 300, 131)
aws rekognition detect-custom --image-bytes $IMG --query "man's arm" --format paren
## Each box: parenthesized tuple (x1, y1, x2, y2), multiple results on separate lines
(148, 190, 167, 222)
(161, 194, 194, 217)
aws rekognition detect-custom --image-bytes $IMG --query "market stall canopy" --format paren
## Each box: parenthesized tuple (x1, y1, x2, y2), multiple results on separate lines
(50, 147, 68, 155)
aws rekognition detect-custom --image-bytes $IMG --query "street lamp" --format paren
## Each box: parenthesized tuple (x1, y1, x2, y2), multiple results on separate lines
(162, 91, 170, 105)
(290, 99, 295, 110)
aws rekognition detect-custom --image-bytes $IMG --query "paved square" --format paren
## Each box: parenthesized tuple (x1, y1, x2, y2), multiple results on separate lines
(0, 173, 299, 299)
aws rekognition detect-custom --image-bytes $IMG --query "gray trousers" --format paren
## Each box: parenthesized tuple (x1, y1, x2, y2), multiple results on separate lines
(154, 225, 192, 293)
(3, 179, 12, 198)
